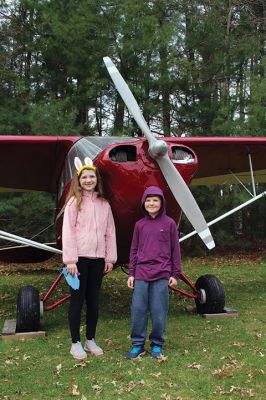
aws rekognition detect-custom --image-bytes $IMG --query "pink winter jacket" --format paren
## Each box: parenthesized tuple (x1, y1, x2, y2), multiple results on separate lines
(62, 191, 117, 265)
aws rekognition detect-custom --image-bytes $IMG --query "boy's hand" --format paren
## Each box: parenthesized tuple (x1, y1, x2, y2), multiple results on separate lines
(168, 277, 178, 287)
(127, 276, 135, 289)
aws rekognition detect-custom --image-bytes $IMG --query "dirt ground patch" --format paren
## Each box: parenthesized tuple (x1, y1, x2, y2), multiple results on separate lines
(0, 254, 62, 273)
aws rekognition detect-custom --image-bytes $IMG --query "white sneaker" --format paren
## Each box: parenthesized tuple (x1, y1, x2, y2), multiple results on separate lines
(84, 339, 103, 356)
(70, 341, 87, 360)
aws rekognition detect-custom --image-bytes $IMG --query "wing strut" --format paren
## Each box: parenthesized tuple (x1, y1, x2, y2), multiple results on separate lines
(0, 230, 62, 254)
(180, 190, 266, 243)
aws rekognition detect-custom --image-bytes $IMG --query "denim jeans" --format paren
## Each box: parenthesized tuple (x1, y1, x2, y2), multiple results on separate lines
(131, 279, 169, 347)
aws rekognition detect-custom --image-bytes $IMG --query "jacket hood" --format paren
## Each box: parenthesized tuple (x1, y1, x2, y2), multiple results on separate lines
(141, 186, 166, 217)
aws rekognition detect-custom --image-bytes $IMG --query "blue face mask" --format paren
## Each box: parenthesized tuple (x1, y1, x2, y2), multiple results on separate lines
(62, 267, 80, 290)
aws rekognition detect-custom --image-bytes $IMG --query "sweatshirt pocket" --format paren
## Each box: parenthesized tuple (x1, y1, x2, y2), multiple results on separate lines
(158, 229, 169, 242)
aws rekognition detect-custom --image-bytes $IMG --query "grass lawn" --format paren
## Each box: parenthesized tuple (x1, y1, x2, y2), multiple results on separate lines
(0, 255, 265, 400)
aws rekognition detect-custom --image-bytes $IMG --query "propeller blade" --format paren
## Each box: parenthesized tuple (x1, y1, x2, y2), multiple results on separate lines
(103, 56, 215, 249)
(103, 57, 156, 146)
(156, 156, 215, 249)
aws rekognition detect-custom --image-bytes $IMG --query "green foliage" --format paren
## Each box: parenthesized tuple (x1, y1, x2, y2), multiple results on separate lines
(1, 0, 265, 135)
(180, 184, 266, 254)
(0, 192, 55, 243)
(30, 97, 78, 136)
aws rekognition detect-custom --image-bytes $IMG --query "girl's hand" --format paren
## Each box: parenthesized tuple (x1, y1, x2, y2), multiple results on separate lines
(67, 263, 78, 276)
(127, 276, 135, 289)
(168, 277, 178, 287)
(104, 262, 113, 273)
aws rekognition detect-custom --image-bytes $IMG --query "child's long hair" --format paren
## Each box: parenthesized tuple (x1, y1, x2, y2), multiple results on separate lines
(65, 168, 106, 210)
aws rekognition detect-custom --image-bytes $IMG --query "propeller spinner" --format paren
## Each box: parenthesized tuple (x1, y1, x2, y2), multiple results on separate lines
(103, 56, 215, 250)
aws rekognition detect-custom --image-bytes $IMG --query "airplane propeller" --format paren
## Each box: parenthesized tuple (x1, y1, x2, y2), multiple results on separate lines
(103, 57, 215, 249)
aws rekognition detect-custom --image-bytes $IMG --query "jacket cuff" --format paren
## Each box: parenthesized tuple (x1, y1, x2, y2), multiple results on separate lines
(63, 260, 78, 265)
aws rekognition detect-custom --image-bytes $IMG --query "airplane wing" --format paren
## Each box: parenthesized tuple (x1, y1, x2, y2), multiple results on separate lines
(0, 136, 79, 193)
(174, 137, 266, 186)
(1, 135, 265, 192)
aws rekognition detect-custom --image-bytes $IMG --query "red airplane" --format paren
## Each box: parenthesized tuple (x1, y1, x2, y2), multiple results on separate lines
(1, 58, 266, 333)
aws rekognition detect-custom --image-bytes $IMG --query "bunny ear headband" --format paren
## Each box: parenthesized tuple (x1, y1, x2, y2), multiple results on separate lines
(74, 157, 96, 176)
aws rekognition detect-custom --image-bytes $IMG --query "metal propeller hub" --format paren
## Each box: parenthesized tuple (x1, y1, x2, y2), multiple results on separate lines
(149, 140, 168, 159)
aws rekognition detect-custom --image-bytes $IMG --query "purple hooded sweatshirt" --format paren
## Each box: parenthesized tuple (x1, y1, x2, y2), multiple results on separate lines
(129, 186, 181, 281)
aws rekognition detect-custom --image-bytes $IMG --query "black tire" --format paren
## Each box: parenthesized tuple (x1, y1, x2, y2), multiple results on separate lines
(16, 285, 40, 332)
(195, 274, 225, 314)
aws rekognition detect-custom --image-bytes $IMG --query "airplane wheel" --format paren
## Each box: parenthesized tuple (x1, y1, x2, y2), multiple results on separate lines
(195, 274, 225, 314)
(16, 285, 40, 332)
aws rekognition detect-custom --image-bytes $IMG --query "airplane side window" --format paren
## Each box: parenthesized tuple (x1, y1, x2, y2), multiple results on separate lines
(172, 146, 195, 164)
(109, 145, 137, 162)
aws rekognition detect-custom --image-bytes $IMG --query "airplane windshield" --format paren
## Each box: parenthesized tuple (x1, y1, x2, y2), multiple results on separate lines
(58, 136, 138, 199)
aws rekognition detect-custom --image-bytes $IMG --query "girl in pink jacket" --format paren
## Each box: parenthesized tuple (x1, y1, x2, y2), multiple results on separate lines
(62, 158, 117, 360)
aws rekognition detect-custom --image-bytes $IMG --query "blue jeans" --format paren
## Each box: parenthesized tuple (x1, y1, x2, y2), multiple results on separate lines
(131, 279, 169, 347)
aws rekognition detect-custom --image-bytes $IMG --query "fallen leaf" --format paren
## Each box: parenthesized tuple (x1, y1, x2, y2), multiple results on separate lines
(247, 371, 255, 381)
(56, 363, 62, 371)
(150, 372, 162, 378)
(72, 384, 80, 396)
(161, 394, 171, 400)
(54, 363, 62, 376)
(158, 354, 168, 363)
(165, 381, 176, 388)
(71, 361, 88, 369)
(246, 388, 255, 397)
(112, 372, 122, 380)
(188, 362, 202, 369)
(254, 332, 262, 339)
(232, 342, 245, 348)
(92, 384, 102, 393)
(212, 367, 233, 377)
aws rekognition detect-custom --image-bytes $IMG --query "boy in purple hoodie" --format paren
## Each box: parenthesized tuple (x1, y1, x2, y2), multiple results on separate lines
(126, 186, 181, 359)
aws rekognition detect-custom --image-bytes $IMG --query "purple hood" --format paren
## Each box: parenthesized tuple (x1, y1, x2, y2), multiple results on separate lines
(141, 186, 166, 217)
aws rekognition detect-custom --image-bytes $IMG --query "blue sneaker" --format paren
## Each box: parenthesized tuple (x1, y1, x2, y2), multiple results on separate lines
(151, 344, 163, 358)
(126, 345, 145, 360)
